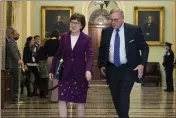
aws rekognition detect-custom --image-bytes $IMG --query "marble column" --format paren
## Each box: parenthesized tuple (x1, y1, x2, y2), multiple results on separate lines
(0, 2, 5, 70)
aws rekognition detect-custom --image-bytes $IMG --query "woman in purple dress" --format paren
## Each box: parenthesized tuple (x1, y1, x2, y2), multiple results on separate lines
(49, 13, 94, 117)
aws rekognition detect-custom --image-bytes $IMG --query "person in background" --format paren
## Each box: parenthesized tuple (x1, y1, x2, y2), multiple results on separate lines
(6, 29, 23, 101)
(162, 42, 174, 92)
(44, 29, 60, 102)
(34, 35, 40, 48)
(5, 26, 15, 69)
(23, 36, 41, 97)
(33, 35, 40, 63)
(32, 35, 40, 95)
(49, 13, 93, 117)
(36, 45, 48, 98)
(33, 35, 40, 58)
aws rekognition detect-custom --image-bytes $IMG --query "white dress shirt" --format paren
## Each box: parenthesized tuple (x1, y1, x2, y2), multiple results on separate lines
(109, 24, 127, 64)
(71, 35, 79, 50)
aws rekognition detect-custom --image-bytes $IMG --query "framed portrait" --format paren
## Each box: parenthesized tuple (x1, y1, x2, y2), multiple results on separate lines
(6, 1, 15, 27)
(41, 6, 74, 43)
(134, 6, 165, 46)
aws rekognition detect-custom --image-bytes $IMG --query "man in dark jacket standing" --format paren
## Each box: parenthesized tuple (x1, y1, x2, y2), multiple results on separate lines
(5, 26, 15, 69)
(162, 42, 174, 92)
(6, 29, 23, 101)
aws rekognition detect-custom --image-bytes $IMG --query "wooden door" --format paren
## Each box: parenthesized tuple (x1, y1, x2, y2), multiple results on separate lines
(88, 25, 105, 80)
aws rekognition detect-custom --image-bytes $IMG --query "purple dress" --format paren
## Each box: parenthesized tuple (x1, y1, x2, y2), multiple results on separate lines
(50, 32, 93, 103)
(58, 69, 88, 103)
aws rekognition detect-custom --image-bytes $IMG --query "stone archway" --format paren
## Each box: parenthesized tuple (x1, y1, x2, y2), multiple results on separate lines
(89, 9, 109, 26)
(82, 1, 123, 34)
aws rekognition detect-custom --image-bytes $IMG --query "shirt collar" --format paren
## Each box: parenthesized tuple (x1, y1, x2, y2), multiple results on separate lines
(114, 23, 124, 32)
(7, 37, 17, 43)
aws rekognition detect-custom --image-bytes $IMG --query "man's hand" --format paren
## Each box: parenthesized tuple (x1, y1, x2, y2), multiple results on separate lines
(85, 71, 92, 81)
(100, 67, 106, 77)
(18, 60, 23, 65)
(49, 73, 54, 81)
(134, 65, 144, 79)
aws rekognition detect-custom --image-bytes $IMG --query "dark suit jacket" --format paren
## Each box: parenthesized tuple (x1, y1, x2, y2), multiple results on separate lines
(6, 38, 21, 69)
(162, 49, 174, 69)
(98, 23, 149, 81)
(23, 46, 38, 64)
(50, 31, 94, 82)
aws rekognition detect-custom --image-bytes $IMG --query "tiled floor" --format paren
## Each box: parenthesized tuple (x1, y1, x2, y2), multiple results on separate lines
(1, 80, 176, 117)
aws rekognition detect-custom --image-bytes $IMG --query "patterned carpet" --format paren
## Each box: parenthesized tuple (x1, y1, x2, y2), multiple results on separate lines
(1, 80, 176, 117)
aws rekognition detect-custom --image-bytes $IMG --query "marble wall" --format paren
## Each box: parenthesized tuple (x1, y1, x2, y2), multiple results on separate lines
(0, 2, 5, 70)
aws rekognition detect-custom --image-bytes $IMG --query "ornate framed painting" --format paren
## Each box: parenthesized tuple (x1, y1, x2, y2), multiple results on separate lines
(41, 6, 74, 44)
(134, 6, 165, 46)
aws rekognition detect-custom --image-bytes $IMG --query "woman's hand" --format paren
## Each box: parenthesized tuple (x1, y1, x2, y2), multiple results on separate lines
(85, 71, 92, 81)
(49, 73, 54, 81)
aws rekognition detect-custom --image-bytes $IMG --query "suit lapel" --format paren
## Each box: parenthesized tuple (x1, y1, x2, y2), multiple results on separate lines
(124, 23, 129, 55)
(65, 32, 71, 51)
(107, 27, 114, 46)
(105, 27, 113, 62)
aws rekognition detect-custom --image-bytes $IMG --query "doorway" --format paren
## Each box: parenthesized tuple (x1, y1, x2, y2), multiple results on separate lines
(88, 9, 109, 80)
(88, 25, 105, 80)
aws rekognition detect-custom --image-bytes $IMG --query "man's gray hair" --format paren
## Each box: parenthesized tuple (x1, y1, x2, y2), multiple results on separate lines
(110, 8, 124, 18)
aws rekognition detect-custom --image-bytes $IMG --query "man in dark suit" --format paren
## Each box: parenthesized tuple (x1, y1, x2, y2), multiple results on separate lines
(53, 15, 69, 34)
(162, 42, 174, 92)
(34, 35, 40, 48)
(6, 29, 23, 101)
(33, 35, 40, 63)
(32, 35, 40, 95)
(5, 26, 15, 69)
(142, 16, 158, 41)
(98, 8, 149, 118)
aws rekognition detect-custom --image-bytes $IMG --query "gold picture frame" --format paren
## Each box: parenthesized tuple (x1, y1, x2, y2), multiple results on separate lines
(41, 6, 74, 44)
(134, 6, 165, 46)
